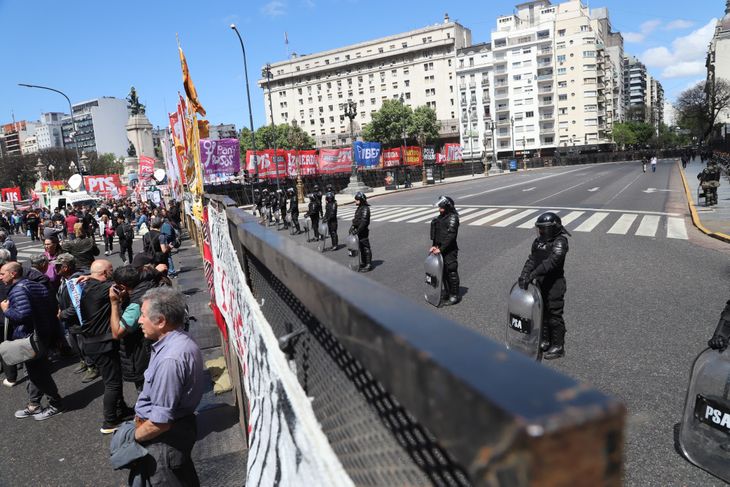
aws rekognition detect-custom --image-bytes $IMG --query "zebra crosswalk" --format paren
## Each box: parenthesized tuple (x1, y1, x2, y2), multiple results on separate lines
(13, 233, 147, 261)
(336, 205, 689, 240)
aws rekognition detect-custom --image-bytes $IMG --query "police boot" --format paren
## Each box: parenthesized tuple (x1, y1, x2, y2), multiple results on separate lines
(443, 272, 461, 306)
(543, 327, 565, 360)
(359, 248, 372, 272)
(331, 234, 339, 250)
(539, 326, 551, 352)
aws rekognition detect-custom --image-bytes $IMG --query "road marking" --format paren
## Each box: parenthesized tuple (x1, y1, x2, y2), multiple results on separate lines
(605, 173, 643, 205)
(468, 208, 515, 226)
(559, 211, 585, 227)
(666, 217, 688, 240)
(642, 188, 677, 194)
(587, 187, 600, 192)
(522, 187, 536, 192)
(372, 207, 430, 222)
(607, 214, 638, 235)
(459, 166, 587, 199)
(492, 209, 539, 227)
(529, 175, 604, 204)
(450, 208, 498, 223)
(635, 215, 660, 237)
(573, 212, 609, 232)
(388, 207, 436, 222)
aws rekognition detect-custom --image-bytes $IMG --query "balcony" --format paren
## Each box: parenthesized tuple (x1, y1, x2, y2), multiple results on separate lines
(540, 47, 553, 55)
(541, 125, 555, 134)
(540, 100, 554, 106)
(469, 81, 477, 88)
(539, 85, 554, 93)
(537, 74, 553, 82)
(540, 113, 555, 120)
(497, 119, 511, 126)
(481, 79, 490, 87)
(496, 104, 510, 112)
(537, 60, 552, 68)
(494, 92, 509, 101)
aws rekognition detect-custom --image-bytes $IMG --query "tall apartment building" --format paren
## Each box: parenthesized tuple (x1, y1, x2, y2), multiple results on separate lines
(0, 120, 41, 156)
(35, 112, 68, 150)
(591, 7, 624, 124)
(209, 123, 237, 140)
(258, 15, 471, 148)
(707, 1, 730, 125)
(624, 55, 648, 122)
(61, 97, 129, 158)
(467, 0, 615, 159)
(647, 76, 664, 134)
(454, 43, 493, 162)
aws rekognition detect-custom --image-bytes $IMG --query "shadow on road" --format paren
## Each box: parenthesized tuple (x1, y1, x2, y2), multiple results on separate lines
(62, 379, 104, 412)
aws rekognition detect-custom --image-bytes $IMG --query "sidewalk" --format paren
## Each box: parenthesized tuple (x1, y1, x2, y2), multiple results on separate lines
(681, 157, 730, 238)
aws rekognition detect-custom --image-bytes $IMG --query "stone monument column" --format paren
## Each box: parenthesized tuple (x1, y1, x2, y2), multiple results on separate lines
(124, 87, 156, 183)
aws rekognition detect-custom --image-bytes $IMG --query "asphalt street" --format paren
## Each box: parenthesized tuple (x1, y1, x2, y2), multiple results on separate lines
(282, 160, 730, 486)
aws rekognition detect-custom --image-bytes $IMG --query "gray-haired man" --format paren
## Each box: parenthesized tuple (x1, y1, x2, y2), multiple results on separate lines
(0, 232, 17, 261)
(133, 288, 204, 485)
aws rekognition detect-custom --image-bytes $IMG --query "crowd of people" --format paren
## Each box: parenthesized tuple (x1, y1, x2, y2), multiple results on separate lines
(0, 198, 207, 483)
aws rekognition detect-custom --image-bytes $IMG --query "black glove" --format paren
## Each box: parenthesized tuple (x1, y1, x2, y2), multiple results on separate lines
(518, 275, 529, 290)
(708, 335, 728, 351)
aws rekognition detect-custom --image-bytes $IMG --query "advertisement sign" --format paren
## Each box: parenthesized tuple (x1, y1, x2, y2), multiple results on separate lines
(1, 187, 21, 202)
(404, 146, 422, 166)
(83, 175, 123, 197)
(354, 141, 381, 168)
(200, 138, 240, 176)
(382, 148, 401, 168)
(318, 148, 352, 174)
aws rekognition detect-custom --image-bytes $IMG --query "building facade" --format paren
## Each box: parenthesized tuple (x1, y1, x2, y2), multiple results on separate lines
(35, 112, 67, 151)
(707, 1, 730, 126)
(209, 123, 237, 140)
(624, 55, 648, 122)
(61, 97, 129, 158)
(258, 15, 471, 148)
(454, 43, 493, 162)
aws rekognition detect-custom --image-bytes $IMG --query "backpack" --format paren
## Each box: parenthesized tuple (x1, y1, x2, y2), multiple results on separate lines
(123, 223, 134, 242)
(142, 230, 162, 255)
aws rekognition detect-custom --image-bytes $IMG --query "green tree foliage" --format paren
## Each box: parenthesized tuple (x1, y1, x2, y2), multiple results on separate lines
(408, 105, 440, 147)
(362, 99, 413, 147)
(86, 152, 124, 175)
(612, 123, 637, 149)
(239, 124, 315, 152)
(675, 80, 730, 142)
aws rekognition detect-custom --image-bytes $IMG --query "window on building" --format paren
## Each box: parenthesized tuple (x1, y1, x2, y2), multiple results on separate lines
(557, 67, 566, 75)
(558, 94, 568, 101)
(513, 74, 522, 81)
(558, 29, 566, 37)
(583, 51, 596, 58)
(525, 111, 534, 118)
(558, 80, 567, 88)
(580, 25, 590, 32)
(584, 90, 597, 97)
(557, 55, 566, 62)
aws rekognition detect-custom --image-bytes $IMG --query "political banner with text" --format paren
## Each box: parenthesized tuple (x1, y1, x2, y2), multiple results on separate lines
(382, 148, 401, 168)
(207, 203, 354, 486)
(41, 181, 67, 192)
(354, 141, 381, 168)
(83, 175, 124, 197)
(286, 150, 318, 177)
(245, 150, 287, 179)
(441, 143, 463, 163)
(138, 156, 156, 182)
(404, 146, 422, 166)
(200, 138, 240, 176)
(1, 187, 21, 202)
(318, 148, 352, 174)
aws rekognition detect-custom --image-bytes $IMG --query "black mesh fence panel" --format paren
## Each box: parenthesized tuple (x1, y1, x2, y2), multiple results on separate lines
(245, 251, 471, 487)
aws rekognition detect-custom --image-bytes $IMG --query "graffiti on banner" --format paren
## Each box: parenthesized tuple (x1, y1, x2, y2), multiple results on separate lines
(207, 203, 354, 486)
(404, 146, 422, 166)
(1, 187, 21, 202)
(318, 148, 352, 174)
(200, 138, 240, 176)
(84, 175, 124, 197)
(354, 141, 381, 168)
(286, 150, 318, 177)
(382, 148, 401, 167)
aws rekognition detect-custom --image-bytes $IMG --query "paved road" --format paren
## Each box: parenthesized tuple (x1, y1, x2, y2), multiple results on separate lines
(282, 160, 730, 486)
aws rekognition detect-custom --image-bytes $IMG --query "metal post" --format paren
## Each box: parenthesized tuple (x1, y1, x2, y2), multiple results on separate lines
(230, 25, 258, 207)
(341, 99, 371, 194)
(18, 83, 85, 191)
(468, 105, 475, 177)
(262, 64, 280, 191)
(510, 115, 516, 159)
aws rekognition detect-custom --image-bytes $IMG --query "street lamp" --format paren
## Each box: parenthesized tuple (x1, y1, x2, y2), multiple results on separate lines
(466, 105, 476, 176)
(486, 119, 500, 174)
(340, 100, 371, 194)
(510, 116, 516, 159)
(262, 63, 280, 191)
(19, 83, 85, 191)
(230, 24, 258, 210)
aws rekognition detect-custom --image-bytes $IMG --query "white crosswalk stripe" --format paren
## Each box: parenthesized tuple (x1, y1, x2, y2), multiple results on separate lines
(492, 209, 539, 228)
(468, 208, 515, 226)
(635, 215, 660, 237)
(459, 208, 499, 223)
(389, 207, 437, 222)
(573, 212, 609, 232)
(666, 217, 688, 240)
(372, 207, 428, 222)
(558, 211, 585, 227)
(607, 214, 637, 235)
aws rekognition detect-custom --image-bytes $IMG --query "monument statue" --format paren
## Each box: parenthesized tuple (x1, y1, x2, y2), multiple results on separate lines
(127, 140, 137, 157)
(127, 86, 146, 115)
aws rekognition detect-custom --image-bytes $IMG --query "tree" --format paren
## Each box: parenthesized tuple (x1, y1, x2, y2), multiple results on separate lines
(612, 123, 637, 149)
(408, 106, 440, 148)
(86, 152, 124, 175)
(362, 99, 413, 147)
(239, 123, 314, 152)
(675, 79, 730, 142)
(630, 122, 655, 146)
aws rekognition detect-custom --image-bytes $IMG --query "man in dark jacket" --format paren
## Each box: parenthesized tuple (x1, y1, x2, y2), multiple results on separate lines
(430, 196, 460, 305)
(350, 192, 372, 272)
(305, 194, 322, 241)
(324, 192, 339, 250)
(287, 188, 301, 234)
(0, 262, 63, 420)
(518, 212, 570, 360)
(116, 216, 135, 265)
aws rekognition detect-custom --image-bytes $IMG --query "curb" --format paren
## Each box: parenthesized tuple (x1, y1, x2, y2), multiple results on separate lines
(677, 160, 730, 244)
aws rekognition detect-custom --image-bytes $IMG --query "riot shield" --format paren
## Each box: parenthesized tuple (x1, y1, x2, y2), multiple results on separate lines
(346, 234, 360, 271)
(679, 347, 730, 482)
(423, 252, 444, 307)
(317, 222, 330, 252)
(302, 217, 311, 241)
(273, 210, 281, 229)
(505, 282, 544, 361)
(287, 214, 297, 235)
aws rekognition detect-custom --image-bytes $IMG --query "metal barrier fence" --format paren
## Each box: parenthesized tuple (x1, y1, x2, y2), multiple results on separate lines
(195, 193, 626, 486)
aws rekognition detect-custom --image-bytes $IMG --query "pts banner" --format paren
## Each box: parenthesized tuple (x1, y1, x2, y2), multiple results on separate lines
(84, 175, 124, 197)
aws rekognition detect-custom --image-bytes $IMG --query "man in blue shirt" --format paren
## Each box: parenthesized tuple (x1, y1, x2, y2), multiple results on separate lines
(133, 287, 204, 486)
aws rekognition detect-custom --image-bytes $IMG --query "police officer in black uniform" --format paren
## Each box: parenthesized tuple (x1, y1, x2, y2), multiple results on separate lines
(350, 192, 372, 272)
(313, 184, 324, 218)
(519, 212, 570, 360)
(287, 188, 301, 234)
(708, 299, 730, 351)
(305, 193, 322, 241)
(277, 189, 288, 228)
(430, 196, 460, 305)
(261, 188, 271, 223)
(253, 189, 262, 217)
(324, 192, 339, 250)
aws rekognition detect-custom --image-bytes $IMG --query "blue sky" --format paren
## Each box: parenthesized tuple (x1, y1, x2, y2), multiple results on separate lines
(0, 0, 722, 131)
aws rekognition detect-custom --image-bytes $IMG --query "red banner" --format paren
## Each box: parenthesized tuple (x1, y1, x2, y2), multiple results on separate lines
(404, 146, 422, 166)
(382, 148, 401, 168)
(245, 150, 287, 179)
(139, 155, 156, 181)
(1, 187, 21, 202)
(318, 148, 352, 174)
(84, 175, 124, 197)
(286, 150, 318, 177)
(41, 181, 66, 192)
(441, 143, 463, 163)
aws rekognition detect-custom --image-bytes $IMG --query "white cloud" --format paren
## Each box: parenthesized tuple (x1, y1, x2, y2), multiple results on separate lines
(623, 19, 662, 43)
(665, 19, 695, 30)
(261, 0, 286, 16)
(639, 19, 717, 78)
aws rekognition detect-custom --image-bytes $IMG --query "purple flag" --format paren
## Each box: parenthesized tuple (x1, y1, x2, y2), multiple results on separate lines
(200, 138, 241, 175)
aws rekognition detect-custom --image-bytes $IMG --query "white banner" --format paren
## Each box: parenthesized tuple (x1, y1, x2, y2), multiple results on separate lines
(208, 204, 353, 486)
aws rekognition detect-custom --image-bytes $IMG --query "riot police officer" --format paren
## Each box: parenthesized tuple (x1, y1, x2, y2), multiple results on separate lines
(287, 188, 301, 234)
(518, 212, 570, 360)
(324, 192, 339, 250)
(261, 188, 271, 223)
(277, 189, 288, 228)
(430, 196, 460, 306)
(313, 184, 324, 217)
(325, 183, 334, 194)
(305, 193, 322, 241)
(708, 299, 730, 351)
(350, 192, 372, 272)
(253, 188, 262, 216)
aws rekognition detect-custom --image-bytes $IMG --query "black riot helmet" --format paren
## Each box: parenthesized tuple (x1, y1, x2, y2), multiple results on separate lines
(254, 188, 260, 194)
(325, 184, 334, 192)
(286, 187, 295, 196)
(262, 188, 269, 194)
(313, 184, 320, 192)
(535, 212, 569, 239)
(354, 191, 367, 203)
(435, 195, 455, 212)
(325, 192, 335, 202)
(276, 188, 283, 195)
(308, 193, 317, 202)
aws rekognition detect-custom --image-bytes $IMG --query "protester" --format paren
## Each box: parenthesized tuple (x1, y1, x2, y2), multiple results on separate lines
(115, 215, 135, 265)
(0, 231, 17, 261)
(0, 249, 17, 387)
(43, 237, 61, 289)
(61, 222, 99, 271)
(101, 214, 115, 256)
(65, 210, 79, 241)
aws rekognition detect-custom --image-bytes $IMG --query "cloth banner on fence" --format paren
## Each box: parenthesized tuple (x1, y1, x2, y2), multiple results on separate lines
(441, 143, 463, 163)
(318, 148, 352, 174)
(382, 148, 401, 168)
(84, 175, 124, 197)
(245, 150, 287, 179)
(169, 110, 188, 185)
(354, 141, 381, 168)
(404, 146, 422, 166)
(286, 150, 318, 177)
(207, 203, 354, 486)
(161, 130, 181, 199)
(139, 156, 156, 181)
(200, 138, 240, 176)
(1, 187, 21, 202)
